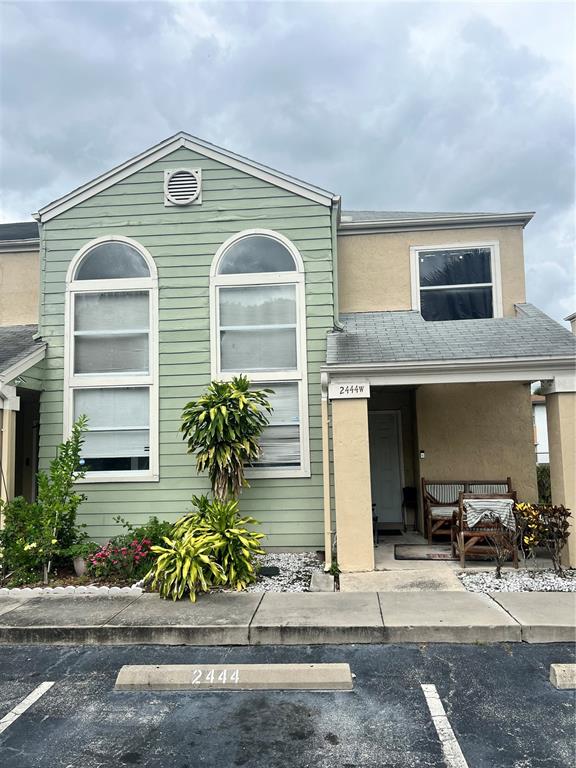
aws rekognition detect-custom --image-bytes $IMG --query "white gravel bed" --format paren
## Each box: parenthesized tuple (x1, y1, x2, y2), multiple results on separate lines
(459, 569, 576, 592)
(244, 552, 323, 593)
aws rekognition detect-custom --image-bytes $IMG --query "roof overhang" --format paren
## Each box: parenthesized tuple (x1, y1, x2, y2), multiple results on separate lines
(35, 132, 338, 222)
(0, 238, 40, 253)
(337, 212, 535, 236)
(0, 344, 46, 387)
(323, 355, 576, 390)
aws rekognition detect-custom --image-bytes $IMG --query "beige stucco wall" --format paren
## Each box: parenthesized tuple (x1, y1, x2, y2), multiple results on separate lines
(416, 382, 538, 503)
(332, 397, 375, 572)
(0, 251, 40, 325)
(546, 392, 576, 567)
(338, 226, 526, 317)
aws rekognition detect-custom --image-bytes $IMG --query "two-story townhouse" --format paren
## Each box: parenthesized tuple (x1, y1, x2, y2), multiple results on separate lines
(1, 133, 574, 571)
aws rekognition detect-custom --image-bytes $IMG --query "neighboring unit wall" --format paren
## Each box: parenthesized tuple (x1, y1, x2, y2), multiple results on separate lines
(38, 146, 334, 548)
(338, 225, 526, 316)
(533, 402, 550, 463)
(416, 382, 538, 502)
(0, 251, 39, 325)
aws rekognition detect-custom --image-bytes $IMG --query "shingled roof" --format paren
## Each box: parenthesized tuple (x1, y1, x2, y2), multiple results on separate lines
(326, 304, 576, 367)
(0, 325, 45, 376)
(0, 222, 39, 242)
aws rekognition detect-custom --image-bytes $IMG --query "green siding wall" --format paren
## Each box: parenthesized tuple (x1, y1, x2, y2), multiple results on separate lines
(39, 147, 334, 548)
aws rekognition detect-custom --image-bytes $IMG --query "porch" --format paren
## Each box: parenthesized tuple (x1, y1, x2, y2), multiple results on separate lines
(323, 306, 576, 573)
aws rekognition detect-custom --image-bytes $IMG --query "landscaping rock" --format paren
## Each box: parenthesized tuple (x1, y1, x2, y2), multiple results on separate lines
(459, 569, 576, 593)
(244, 552, 323, 593)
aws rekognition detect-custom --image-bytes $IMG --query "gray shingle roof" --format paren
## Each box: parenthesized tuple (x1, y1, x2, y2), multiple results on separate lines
(326, 304, 576, 366)
(0, 222, 39, 242)
(0, 325, 44, 375)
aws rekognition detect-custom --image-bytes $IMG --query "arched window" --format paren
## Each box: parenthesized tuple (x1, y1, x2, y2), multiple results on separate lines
(65, 236, 158, 480)
(211, 230, 309, 477)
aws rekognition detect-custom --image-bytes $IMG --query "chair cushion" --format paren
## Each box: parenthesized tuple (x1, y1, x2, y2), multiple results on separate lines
(430, 505, 457, 519)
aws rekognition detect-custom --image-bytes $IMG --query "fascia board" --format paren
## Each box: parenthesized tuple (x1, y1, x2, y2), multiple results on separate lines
(35, 132, 335, 222)
(322, 355, 576, 376)
(337, 212, 535, 235)
(0, 239, 40, 252)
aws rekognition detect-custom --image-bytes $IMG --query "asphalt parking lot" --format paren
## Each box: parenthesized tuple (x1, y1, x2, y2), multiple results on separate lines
(0, 643, 574, 768)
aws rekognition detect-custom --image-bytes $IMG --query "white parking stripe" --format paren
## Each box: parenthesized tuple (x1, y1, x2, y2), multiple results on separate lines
(421, 684, 469, 768)
(0, 681, 54, 735)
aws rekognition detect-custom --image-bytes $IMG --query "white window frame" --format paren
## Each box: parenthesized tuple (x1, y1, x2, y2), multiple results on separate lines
(210, 229, 310, 479)
(64, 235, 159, 483)
(410, 241, 503, 319)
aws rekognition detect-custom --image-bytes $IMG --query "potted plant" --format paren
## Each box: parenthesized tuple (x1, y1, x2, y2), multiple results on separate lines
(65, 539, 98, 576)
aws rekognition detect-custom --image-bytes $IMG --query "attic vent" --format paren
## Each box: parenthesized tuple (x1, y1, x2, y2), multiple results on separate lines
(164, 168, 202, 206)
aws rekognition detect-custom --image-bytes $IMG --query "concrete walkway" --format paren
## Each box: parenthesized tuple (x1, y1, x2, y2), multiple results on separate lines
(0, 591, 574, 645)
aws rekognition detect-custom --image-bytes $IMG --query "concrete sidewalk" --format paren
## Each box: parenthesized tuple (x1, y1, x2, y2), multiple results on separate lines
(0, 591, 573, 646)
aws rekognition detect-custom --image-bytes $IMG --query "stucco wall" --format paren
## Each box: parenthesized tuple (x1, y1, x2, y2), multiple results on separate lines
(416, 382, 538, 502)
(332, 397, 374, 572)
(546, 392, 576, 567)
(0, 251, 39, 325)
(338, 225, 526, 317)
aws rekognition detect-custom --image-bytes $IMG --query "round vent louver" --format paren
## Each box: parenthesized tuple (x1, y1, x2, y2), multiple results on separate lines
(164, 168, 202, 206)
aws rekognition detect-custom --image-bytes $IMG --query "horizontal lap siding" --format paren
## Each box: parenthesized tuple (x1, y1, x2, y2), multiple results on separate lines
(39, 146, 334, 548)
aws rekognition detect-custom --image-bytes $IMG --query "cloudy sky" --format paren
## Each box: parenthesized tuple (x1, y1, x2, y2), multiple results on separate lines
(1, 0, 574, 321)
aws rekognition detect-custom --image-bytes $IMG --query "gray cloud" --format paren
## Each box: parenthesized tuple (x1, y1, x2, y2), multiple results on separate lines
(0, 0, 573, 321)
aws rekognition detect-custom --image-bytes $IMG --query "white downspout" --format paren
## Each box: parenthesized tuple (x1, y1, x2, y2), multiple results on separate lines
(321, 372, 332, 571)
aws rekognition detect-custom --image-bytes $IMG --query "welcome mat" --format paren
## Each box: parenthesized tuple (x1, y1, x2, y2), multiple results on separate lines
(395, 545, 456, 561)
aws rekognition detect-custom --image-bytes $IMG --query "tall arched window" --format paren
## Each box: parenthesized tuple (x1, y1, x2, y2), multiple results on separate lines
(211, 230, 310, 477)
(65, 236, 158, 481)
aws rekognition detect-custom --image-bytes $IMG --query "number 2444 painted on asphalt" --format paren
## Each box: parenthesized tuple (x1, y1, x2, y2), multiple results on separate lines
(191, 668, 240, 684)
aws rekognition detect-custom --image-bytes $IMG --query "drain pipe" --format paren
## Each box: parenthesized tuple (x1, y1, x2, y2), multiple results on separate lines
(321, 373, 333, 571)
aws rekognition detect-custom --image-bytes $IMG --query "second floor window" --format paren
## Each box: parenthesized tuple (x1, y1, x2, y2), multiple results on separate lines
(413, 244, 500, 321)
(65, 236, 158, 481)
(211, 230, 310, 477)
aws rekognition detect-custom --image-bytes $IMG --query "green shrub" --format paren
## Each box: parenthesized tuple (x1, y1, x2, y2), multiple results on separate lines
(0, 497, 44, 584)
(0, 415, 88, 584)
(173, 496, 265, 591)
(113, 514, 173, 549)
(146, 535, 225, 601)
(537, 463, 551, 504)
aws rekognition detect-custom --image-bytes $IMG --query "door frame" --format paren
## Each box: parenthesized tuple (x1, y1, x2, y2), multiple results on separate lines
(369, 409, 405, 528)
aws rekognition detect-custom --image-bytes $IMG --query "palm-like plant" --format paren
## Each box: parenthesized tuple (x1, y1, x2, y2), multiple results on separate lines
(180, 375, 272, 500)
(173, 497, 265, 591)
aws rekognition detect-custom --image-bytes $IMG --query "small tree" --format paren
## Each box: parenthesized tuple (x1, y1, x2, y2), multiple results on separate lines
(180, 376, 272, 500)
(37, 414, 89, 582)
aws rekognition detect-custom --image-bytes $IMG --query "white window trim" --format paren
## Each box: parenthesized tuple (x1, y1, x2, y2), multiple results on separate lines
(64, 235, 159, 483)
(210, 229, 310, 479)
(410, 241, 503, 319)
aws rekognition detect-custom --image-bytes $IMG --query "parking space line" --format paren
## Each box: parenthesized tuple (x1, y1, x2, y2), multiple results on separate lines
(421, 684, 469, 768)
(0, 681, 55, 735)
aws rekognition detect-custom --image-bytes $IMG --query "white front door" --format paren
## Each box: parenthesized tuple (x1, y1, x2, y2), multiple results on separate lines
(369, 411, 403, 527)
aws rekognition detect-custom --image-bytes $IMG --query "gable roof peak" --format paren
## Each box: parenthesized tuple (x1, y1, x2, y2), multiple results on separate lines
(34, 132, 337, 223)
